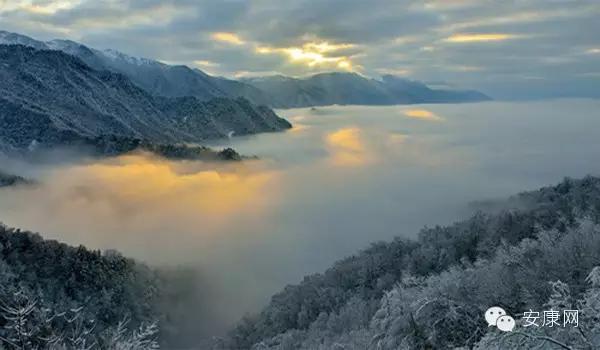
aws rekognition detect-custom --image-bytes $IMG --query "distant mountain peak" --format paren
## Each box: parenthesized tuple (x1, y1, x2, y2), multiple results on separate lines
(101, 48, 156, 66)
(0, 30, 47, 49)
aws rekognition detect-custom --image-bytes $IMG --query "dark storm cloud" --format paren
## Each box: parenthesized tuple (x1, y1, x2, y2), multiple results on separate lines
(1, 0, 599, 98)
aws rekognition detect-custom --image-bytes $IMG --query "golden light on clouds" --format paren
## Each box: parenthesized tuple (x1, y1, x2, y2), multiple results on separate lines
(326, 127, 371, 166)
(255, 46, 272, 54)
(194, 60, 219, 67)
(303, 42, 355, 53)
(212, 32, 244, 45)
(256, 41, 356, 70)
(63, 154, 278, 216)
(5, 0, 82, 15)
(0, 153, 282, 263)
(444, 33, 519, 43)
(337, 60, 351, 69)
(404, 109, 443, 121)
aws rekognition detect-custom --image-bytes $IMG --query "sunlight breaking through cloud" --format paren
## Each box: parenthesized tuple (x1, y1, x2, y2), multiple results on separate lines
(256, 41, 356, 70)
(0, 0, 598, 99)
(211, 32, 245, 45)
(444, 33, 522, 43)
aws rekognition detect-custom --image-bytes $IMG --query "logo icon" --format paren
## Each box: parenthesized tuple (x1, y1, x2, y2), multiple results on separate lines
(496, 314, 516, 332)
(485, 306, 515, 332)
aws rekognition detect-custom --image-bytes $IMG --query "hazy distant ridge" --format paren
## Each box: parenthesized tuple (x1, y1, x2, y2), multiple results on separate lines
(243, 72, 491, 108)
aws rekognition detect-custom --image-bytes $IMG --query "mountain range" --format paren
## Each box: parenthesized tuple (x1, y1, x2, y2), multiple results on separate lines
(0, 30, 490, 110)
(0, 43, 290, 155)
(0, 30, 271, 104)
(243, 73, 490, 108)
(0, 30, 491, 155)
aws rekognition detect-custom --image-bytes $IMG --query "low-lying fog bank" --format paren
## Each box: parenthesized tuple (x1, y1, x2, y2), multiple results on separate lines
(1, 99, 599, 340)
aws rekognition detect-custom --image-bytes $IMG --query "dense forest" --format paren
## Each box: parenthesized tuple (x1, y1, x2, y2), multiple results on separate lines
(2, 175, 600, 349)
(220, 176, 600, 349)
(0, 225, 162, 349)
(0, 171, 31, 188)
(59, 135, 244, 161)
(0, 210, 211, 349)
(8, 134, 245, 165)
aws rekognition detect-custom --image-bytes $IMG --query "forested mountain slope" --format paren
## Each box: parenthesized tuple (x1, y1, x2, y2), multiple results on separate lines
(0, 44, 291, 154)
(0, 224, 161, 348)
(221, 176, 600, 349)
(0, 30, 271, 105)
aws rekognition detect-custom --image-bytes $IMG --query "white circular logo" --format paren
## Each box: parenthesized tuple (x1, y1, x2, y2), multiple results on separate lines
(496, 315, 516, 332)
(485, 306, 507, 327)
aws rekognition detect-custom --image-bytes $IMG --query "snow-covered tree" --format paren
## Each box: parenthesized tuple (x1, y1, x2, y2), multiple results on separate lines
(0, 291, 159, 350)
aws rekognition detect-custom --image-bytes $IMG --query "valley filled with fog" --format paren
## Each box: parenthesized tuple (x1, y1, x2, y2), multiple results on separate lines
(1, 99, 600, 337)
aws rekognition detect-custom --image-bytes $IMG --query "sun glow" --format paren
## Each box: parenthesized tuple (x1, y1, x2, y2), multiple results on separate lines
(212, 32, 244, 45)
(444, 33, 519, 43)
(256, 41, 356, 70)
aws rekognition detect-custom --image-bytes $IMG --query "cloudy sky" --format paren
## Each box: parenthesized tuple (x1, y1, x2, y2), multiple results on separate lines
(1, 0, 599, 98)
